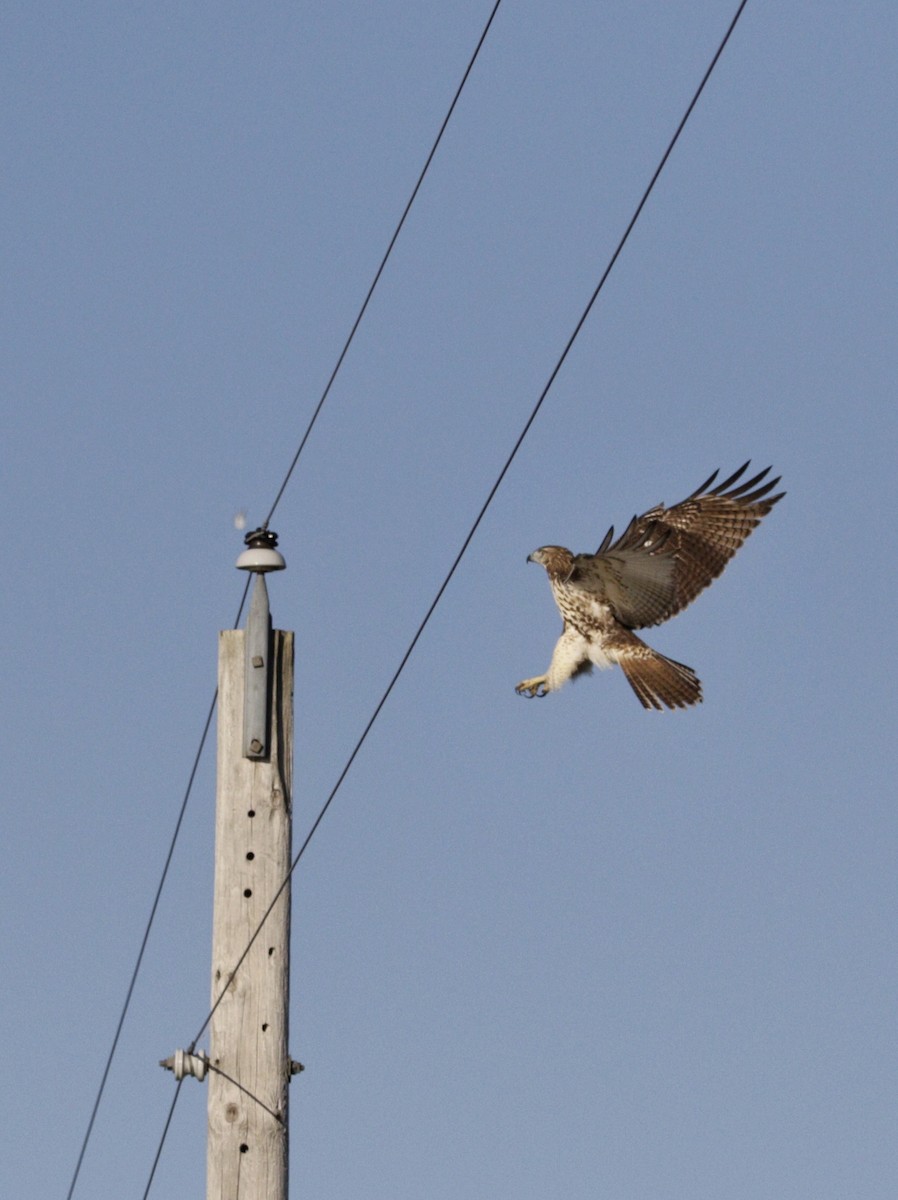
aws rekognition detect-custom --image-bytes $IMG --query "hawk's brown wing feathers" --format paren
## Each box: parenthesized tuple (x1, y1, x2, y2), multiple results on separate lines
(581, 462, 784, 630)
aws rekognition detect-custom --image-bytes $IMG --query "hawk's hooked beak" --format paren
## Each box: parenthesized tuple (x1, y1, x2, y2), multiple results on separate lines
(526, 552, 534, 564)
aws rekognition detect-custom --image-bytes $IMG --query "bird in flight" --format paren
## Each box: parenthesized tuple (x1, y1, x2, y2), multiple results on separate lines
(516, 462, 784, 710)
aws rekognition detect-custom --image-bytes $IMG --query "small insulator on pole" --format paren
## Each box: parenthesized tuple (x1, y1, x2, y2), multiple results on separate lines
(160, 1049, 209, 1082)
(235, 527, 286, 574)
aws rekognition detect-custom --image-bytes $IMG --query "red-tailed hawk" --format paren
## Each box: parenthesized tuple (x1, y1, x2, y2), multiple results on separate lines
(516, 462, 784, 710)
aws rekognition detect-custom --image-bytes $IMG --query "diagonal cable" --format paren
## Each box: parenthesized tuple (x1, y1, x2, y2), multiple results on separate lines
(264, 0, 504, 528)
(63, 583, 251, 1200)
(139, 1081, 183, 1200)
(66, 7, 502, 1194)
(191, 0, 753, 1050)
(63, 696, 217, 1200)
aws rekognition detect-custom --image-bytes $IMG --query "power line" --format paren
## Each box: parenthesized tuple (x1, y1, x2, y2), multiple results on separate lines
(77, 0, 753, 1186)
(139, 1081, 183, 1200)
(65, 7, 501, 1193)
(63, 687, 219, 1200)
(63, 585, 253, 1200)
(264, 0, 504, 528)
(191, 0, 752, 1051)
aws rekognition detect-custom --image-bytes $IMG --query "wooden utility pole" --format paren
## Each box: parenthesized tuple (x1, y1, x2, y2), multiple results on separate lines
(207, 532, 293, 1200)
(161, 530, 296, 1197)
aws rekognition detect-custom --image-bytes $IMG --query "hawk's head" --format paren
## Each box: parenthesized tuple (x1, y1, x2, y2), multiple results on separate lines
(527, 545, 575, 581)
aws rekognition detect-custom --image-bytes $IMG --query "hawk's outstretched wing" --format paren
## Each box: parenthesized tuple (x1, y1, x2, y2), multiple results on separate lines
(572, 462, 784, 629)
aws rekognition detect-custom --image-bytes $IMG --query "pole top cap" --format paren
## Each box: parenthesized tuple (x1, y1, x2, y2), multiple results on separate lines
(236, 527, 286, 573)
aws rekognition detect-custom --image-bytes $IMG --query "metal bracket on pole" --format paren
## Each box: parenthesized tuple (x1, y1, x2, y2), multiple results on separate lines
(243, 573, 271, 759)
(236, 528, 286, 760)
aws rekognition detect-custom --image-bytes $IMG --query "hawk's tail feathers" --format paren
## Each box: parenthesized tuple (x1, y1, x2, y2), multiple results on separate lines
(617, 643, 702, 711)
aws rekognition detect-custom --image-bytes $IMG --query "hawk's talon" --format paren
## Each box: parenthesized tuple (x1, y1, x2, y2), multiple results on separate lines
(516, 676, 549, 698)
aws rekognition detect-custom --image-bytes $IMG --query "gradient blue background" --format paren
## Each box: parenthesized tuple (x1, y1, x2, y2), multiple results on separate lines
(4, 2, 897, 1196)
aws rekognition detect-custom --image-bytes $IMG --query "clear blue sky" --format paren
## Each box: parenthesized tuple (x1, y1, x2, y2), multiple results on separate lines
(4, 2, 897, 1196)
